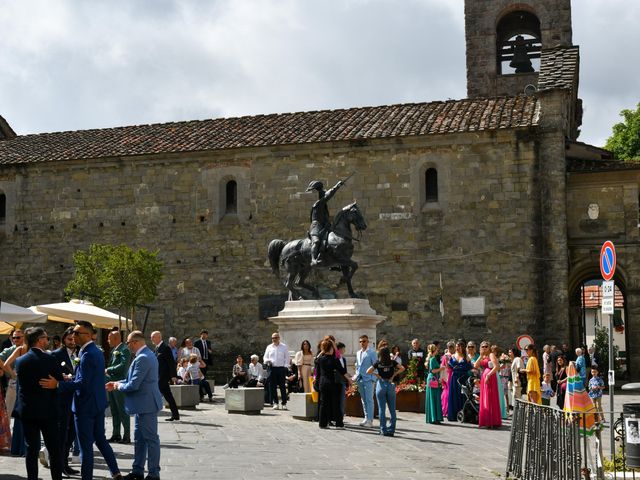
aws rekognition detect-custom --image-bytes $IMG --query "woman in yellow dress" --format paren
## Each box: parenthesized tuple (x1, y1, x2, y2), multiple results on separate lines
(520, 344, 541, 404)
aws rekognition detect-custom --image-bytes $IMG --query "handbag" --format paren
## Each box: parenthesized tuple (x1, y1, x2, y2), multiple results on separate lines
(428, 378, 440, 389)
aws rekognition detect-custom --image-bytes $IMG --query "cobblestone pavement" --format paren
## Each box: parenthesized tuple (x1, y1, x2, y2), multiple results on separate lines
(2, 391, 639, 480)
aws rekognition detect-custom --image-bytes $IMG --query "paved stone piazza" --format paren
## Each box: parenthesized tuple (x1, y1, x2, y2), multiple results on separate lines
(2, 391, 640, 480)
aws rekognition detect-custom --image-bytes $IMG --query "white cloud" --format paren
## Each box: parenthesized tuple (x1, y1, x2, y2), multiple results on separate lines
(0, 0, 637, 147)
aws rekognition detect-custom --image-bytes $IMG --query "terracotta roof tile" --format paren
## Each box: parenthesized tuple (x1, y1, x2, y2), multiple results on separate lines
(538, 46, 580, 92)
(0, 96, 540, 166)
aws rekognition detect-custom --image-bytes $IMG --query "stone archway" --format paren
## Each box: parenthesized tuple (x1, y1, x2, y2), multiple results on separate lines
(568, 260, 630, 379)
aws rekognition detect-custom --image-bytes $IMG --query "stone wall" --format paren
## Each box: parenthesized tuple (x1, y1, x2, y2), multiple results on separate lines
(567, 169, 640, 378)
(0, 128, 558, 379)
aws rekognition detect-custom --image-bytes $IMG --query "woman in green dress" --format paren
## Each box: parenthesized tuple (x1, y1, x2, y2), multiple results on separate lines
(425, 343, 444, 424)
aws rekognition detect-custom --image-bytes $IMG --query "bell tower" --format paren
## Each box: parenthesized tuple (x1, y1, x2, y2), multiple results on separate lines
(465, 0, 573, 98)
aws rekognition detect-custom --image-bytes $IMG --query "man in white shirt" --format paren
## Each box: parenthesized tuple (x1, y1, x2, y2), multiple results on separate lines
(263, 333, 290, 410)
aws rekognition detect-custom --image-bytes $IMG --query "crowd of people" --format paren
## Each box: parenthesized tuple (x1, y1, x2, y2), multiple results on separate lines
(0, 323, 609, 478)
(0, 325, 190, 480)
(214, 334, 607, 434)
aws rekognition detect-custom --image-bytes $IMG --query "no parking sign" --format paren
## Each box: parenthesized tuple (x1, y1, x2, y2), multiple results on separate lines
(600, 240, 616, 281)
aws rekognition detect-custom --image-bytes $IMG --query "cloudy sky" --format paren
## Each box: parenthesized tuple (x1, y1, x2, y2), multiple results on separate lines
(0, 0, 637, 147)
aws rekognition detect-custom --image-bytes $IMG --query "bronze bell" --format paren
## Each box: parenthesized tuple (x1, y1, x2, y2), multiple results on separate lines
(509, 35, 534, 73)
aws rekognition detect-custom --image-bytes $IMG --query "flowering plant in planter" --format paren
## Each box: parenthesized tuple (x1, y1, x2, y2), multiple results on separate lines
(395, 357, 426, 394)
(346, 382, 359, 397)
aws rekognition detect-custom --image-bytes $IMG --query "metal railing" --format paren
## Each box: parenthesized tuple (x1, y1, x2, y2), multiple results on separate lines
(507, 400, 640, 480)
(507, 400, 583, 480)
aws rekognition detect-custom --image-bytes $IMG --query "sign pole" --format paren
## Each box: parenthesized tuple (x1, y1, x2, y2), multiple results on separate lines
(609, 312, 615, 458)
(600, 241, 617, 459)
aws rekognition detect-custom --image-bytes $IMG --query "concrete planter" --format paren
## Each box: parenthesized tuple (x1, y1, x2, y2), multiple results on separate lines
(163, 385, 200, 408)
(288, 393, 318, 419)
(396, 390, 425, 413)
(224, 387, 264, 414)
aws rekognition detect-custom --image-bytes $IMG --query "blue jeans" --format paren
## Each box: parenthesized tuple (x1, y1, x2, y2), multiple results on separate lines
(375, 379, 397, 434)
(132, 412, 161, 478)
(358, 379, 376, 421)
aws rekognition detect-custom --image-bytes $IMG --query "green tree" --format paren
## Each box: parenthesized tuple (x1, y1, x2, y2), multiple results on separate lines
(605, 103, 640, 160)
(65, 243, 164, 329)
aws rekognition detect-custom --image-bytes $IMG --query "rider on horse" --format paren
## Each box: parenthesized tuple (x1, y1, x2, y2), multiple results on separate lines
(306, 179, 345, 266)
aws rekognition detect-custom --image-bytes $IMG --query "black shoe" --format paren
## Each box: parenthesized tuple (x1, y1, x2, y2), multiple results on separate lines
(63, 466, 79, 475)
(108, 435, 122, 443)
(123, 473, 144, 480)
(144, 476, 160, 480)
(119, 436, 131, 444)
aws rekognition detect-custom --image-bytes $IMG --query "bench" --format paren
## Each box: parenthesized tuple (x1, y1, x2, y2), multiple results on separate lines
(287, 393, 318, 419)
(224, 387, 264, 414)
(163, 384, 200, 408)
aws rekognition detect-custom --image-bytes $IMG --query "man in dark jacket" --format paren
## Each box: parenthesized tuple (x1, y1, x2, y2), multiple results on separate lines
(150, 331, 180, 421)
(50, 326, 79, 477)
(15, 327, 64, 480)
(193, 329, 212, 377)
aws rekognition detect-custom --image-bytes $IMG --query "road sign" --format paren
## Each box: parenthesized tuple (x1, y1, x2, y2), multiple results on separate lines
(602, 280, 615, 298)
(516, 334, 534, 351)
(602, 297, 615, 315)
(600, 241, 617, 281)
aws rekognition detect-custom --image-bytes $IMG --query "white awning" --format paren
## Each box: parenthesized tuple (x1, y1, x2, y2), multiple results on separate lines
(30, 299, 132, 330)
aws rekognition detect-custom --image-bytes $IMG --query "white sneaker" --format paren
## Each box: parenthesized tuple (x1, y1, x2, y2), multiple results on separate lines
(363, 420, 374, 428)
(39, 447, 49, 468)
(273, 403, 281, 410)
(359, 419, 368, 426)
(281, 404, 288, 410)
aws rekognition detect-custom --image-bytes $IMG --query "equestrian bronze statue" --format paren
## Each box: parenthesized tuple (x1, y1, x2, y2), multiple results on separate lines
(268, 176, 366, 299)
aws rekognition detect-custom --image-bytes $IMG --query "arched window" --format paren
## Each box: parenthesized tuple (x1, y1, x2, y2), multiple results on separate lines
(425, 168, 438, 203)
(0, 191, 6, 224)
(225, 180, 237, 214)
(496, 11, 542, 75)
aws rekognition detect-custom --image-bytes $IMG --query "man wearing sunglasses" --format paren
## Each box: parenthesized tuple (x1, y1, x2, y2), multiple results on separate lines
(40, 320, 123, 480)
(107, 330, 163, 480)
(14, 327, 64, 480)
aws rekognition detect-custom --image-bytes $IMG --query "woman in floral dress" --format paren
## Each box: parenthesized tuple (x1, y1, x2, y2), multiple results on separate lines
(0, 358, 12, 453)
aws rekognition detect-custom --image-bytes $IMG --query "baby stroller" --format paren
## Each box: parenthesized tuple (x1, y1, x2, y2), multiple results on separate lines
(457, 374, 479, 424)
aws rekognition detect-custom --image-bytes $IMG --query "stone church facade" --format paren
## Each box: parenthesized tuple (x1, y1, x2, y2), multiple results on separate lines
(1, 0, 639, 378)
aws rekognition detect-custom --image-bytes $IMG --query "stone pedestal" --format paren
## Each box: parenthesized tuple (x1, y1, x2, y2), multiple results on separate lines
(269, 299, 386, 368)
(165, 385, 200, 408)
(288, 393, 318, 419)
(224, 388, 264, 414)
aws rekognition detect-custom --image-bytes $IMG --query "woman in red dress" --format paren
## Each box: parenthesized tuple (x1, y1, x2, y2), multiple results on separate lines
(474, 342, 502, 428)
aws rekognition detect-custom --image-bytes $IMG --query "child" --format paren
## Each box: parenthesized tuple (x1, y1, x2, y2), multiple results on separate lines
(472, 378, 481, 402)
(187, 354, 203, 385)
(588, 366, 605, 423)
(541, 373, 554, 406)
(177, 358, 189, 384)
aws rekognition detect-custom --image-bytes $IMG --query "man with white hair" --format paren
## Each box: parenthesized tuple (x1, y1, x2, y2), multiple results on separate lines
(150, 331, 180, 422)
(542, 345, 552, 377)
(168, 337, 178, 362)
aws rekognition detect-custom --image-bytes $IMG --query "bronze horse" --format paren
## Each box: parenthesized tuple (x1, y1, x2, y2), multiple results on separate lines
(268, 202, 367, 299)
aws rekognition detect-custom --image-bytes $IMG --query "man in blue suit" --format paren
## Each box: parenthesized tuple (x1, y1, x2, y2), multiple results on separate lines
(41, 320, 123, 480)
(15, 327, 64, 480)
(107, 330, 163, 480)
(354, 334, 377, 427)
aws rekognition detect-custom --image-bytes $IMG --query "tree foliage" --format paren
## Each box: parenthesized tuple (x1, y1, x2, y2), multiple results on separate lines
(65, 244, 164, 327)
(605, 103, 640, 160)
